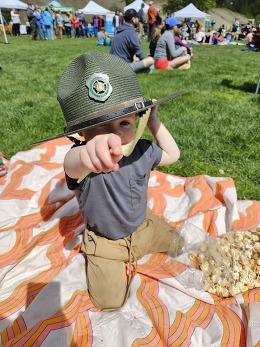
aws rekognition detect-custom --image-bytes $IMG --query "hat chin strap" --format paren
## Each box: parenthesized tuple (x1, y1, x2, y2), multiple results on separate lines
(77, 108, 151, 184)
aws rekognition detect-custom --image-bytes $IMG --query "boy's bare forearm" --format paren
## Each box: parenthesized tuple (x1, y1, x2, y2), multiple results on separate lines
(147, 116, 180, 166)
(64, 146, 86, 179)
(64, 134, 123, 179)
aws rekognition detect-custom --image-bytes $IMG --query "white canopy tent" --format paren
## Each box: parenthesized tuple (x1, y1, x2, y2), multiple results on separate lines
(78, 1, 114, 35)
(124, 0, 149, 14)
(174, 3, 209, 19)
(79, 1, 112, 16)
(0, 0, 28, 44)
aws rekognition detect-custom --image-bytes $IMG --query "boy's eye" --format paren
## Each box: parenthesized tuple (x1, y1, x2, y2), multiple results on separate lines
(120, 121, 131, 126)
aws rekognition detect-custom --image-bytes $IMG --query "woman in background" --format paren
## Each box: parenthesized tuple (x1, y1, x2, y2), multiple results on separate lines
(195, 26, 205, 43)
(202, 29, 213, 44)
(149, 27, 161, 57)
(11, 9, 21, 37)
(71, 13, 80, 39)
(154, 17, 191, 70)
(56, 10, 64, 39)
(44, 8, 53, 40)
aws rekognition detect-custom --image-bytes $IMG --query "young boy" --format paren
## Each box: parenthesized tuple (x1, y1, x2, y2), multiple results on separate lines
(43, 52, 184, 310)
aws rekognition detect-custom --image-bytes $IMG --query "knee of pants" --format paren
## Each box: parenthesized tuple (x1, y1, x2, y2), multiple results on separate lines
(87, 256, 128, 310)
(90, 287, 126, 310)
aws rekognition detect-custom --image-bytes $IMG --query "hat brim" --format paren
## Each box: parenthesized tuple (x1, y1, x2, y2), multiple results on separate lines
(166, 20, 182, 27)
(32, 91, 186, 145)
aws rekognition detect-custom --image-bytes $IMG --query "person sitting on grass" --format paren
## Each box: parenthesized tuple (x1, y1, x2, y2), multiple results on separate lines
(110, 8, 154, 73)
(245, 29, 254, 46)
(40, 51, 184, 310)
(174, 34, 195, 57)
(194, 26, 205, 43)
(154, 17, 191, 70)
(202, 29, 213, 44)
(96, 27, 107, 45)
(149, 27, 161, 57)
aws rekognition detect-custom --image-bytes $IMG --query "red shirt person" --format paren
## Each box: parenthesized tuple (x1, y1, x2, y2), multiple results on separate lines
(147, 1, 157, 39)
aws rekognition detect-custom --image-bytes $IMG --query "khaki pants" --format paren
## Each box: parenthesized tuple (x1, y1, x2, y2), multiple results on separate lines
(81, 209, 182, 310)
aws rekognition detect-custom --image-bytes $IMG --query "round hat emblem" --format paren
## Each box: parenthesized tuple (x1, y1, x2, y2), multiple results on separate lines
(86, 73, 113, 102)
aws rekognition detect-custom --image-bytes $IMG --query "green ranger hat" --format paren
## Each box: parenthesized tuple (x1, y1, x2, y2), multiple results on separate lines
(36, 52, 185, 143)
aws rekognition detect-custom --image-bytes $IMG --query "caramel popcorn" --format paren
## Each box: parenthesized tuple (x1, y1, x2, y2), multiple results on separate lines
(190, 228, 260, 297)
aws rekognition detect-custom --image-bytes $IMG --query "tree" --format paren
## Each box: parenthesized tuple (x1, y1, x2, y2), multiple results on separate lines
(216, 0, 260, 18)
(123, 0, 134, 6)
(163, 0, 217, 14)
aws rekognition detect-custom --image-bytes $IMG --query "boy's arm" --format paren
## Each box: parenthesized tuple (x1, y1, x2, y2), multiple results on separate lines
(64, 134, 123, 179)
(147, 105, 180, 166)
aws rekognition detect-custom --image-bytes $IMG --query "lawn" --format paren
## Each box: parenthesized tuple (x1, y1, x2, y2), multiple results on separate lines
(0, 35, 259, 200)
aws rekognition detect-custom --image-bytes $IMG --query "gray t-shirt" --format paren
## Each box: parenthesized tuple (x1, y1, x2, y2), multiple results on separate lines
(66, 139, 162, 240)
(154, 30, 184, 61)
(97, 31, 106, 42)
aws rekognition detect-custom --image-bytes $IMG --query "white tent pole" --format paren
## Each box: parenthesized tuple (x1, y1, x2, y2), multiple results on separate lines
(0, 8, 8, 44)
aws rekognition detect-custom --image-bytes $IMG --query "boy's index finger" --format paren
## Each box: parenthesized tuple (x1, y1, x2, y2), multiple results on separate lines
(107, 134, 123, 156)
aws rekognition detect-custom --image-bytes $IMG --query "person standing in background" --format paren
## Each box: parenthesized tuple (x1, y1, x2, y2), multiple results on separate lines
(137, 3, 145, 39)
(78, 13, 86, 37)
(64, 12, 72, 38)
(98, 16, 104, 32)
(11, 9, 21, 37)
(71, 13, 80, 39)
(44, 7, 53, 40)
(56, 10, 64, 39)
(194, 19, 200, 33)
(34, 7, 46, 40)
(155, 8, 162, 27)
(26, 4, 38, 40)
(147, 1, 157, 40)
(93, 16, 99, 37)
(113, 10, 120, 34)
(48, 5, 56, 38)
(210, 17, 216, 30)
(231, 17, 240, 41)
(119, 12, 124, 25)
(69, 11, 75, 38)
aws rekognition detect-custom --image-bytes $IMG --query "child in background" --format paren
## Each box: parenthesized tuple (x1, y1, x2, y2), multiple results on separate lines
(212, 32, 219, 44)
(71, 14, 80, 38)
(40, 52, 184, 310)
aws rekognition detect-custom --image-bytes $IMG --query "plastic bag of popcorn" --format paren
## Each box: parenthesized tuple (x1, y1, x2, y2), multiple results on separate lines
(189, 228, 260, 297)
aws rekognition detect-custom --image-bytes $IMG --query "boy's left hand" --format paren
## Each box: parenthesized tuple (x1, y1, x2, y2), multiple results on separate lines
(147, 99, 159, 127)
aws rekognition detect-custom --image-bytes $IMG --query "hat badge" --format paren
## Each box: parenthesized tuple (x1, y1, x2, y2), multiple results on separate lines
(86, 73, 113, 102)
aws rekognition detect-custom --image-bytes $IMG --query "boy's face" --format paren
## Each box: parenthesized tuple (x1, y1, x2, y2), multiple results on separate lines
(80, 114, 137, 145)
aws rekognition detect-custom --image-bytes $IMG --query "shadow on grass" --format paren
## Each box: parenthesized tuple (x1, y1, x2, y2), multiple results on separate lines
(221, 78, 258, 93)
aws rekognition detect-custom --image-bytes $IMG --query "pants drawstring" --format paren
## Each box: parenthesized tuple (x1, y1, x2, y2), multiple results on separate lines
(122, 235, 138, 305)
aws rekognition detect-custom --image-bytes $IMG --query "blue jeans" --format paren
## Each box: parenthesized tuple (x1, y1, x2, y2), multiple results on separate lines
(70, 26, 75, 38)
(37, 22, 46, 39)
(45, 24, 53, 40)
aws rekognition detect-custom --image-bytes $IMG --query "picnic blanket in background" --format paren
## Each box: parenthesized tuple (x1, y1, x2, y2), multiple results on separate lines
(0, 137, 260, 347)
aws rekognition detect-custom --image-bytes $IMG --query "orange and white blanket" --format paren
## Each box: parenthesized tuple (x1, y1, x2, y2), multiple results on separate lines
(0, 138, 259, 347)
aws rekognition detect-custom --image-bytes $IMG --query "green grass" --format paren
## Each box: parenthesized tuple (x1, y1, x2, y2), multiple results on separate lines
(0, 35, 259, 200)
